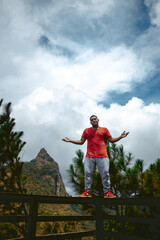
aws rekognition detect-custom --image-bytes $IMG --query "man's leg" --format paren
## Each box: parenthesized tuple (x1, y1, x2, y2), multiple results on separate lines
(84, 157, 96, 192)
(96, 158, 110, 193)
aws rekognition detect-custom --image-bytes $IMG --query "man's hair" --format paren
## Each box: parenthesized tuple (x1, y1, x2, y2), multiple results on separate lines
(89, 115, 98, 120)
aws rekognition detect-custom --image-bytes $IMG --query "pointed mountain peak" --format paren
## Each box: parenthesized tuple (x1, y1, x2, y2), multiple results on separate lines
(38, 148, 48, 156)
(36, 148, 55, 165)
(23, 148, 68, 196)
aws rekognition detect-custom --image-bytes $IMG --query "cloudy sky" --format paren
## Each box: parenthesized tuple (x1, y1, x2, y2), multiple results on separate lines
(0, 0, 160, 195)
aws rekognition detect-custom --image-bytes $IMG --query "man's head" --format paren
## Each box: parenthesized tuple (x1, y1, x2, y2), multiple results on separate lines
(89, 115, 98, 121)
(90, 115, 99, 128)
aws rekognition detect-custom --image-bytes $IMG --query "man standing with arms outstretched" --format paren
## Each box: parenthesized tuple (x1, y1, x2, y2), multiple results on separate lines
(62, 115, 129, 198)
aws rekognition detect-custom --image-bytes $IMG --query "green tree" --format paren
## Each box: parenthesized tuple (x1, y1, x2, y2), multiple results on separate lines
(143, 158, 160, 197)
(67, 145, 160, 238)
(67, 149, 85, 195)
(0, 99, 27, 239)
(67, 143, 148, 198)
(107, 143, 145, 198)
(0, 99, 26, 193)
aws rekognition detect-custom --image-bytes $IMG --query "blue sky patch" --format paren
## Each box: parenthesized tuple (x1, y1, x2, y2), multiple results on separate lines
(101, 73, 160, 108)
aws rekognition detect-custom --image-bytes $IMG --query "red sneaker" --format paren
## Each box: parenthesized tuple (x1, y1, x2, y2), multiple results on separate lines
(79, 190, 92, 197)
(104, 190, 117, 198)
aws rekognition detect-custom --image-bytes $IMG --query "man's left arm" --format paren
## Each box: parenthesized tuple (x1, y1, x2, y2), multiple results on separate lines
(107, 131, 129, 143)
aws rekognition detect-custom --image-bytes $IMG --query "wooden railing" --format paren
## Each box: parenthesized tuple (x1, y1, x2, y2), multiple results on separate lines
(0, 192, 160, 240)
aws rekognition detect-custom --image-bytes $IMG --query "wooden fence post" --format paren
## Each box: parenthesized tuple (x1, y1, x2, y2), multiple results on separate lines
(95, 198, 104, 240)
(27, 196, 38, 240)
(150, 201, 160, 239)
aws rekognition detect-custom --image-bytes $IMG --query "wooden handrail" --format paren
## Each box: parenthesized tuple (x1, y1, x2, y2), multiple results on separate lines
(0, 192, 160, 240)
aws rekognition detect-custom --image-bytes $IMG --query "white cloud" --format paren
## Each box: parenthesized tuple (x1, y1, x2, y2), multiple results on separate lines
(145, 0, 160, 26)
(2, 44, 154, 104)
(0, 0, 158, 103)
(72, 0, 116, 18)
(105, 97, 160, 167)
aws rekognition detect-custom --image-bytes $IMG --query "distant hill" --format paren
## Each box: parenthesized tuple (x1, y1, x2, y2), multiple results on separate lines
(22, 148, 68, 196)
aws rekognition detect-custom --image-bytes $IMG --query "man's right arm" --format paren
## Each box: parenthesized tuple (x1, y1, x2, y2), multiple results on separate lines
(62, 137, 86, 145)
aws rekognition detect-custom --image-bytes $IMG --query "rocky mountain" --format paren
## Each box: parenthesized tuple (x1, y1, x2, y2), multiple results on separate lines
(22, 148, 68, 196)
(0, 148, 95, 240)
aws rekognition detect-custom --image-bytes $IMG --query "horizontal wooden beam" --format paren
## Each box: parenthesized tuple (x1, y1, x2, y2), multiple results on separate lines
(0, 215, 28, 223)
(103, 214, 160, 226)
(35, 230, 96, 239)
(104, 231, 150, 240)
(37, 215, 95, 222)
(0, 192, 160, 206)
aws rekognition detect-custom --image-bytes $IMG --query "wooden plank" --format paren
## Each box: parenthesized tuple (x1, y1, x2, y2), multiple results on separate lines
(0, 193, 33, 203)
(37, 215, 95, 222)
(7, 231, 96, 240)
(8, 238, 26, 240)
(35, 230, 96, 239)
(36, 195, 160, 206)
(27, 196, 38, 240)
(0, 215, 28, 223)
(0, 192, 160, 206)
(104, 231, 149, 240)
(103, 214, 160, 226)
(95, 199, 104, 239)
(37, 195, 98, 205)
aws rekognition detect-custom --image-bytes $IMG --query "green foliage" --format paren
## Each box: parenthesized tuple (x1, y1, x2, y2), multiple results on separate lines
(67, 143, 160, 198)
(42, 222, 65, 234)
(107, 144, 144, 197)
(0, 99, 27, 239)
(143, 158, 160, 197)
(67, 143, 160, 238)
(67, 150, 85, 195)
(0, 223, 20, 239)
(0, 99, 26, 194)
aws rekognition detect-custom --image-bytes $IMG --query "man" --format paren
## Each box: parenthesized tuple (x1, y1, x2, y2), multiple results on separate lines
(62, 115, 129, 198)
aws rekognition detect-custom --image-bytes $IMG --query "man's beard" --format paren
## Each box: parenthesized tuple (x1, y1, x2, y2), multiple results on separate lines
(92, 123, 99, 129)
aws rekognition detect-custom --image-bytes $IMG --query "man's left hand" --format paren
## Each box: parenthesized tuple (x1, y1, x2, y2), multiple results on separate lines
(121, 131, 129, 138)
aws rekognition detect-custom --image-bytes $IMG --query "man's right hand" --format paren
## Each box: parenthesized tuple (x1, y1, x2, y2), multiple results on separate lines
(62, 137, 71, 142)
(62, 137, 86, 145)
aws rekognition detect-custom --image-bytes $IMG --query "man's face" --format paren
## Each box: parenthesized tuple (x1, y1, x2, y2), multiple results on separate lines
(90, 116, 99, 127)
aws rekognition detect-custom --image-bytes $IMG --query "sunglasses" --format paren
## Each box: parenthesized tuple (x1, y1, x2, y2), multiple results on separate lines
(90, 118, 97, 121)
